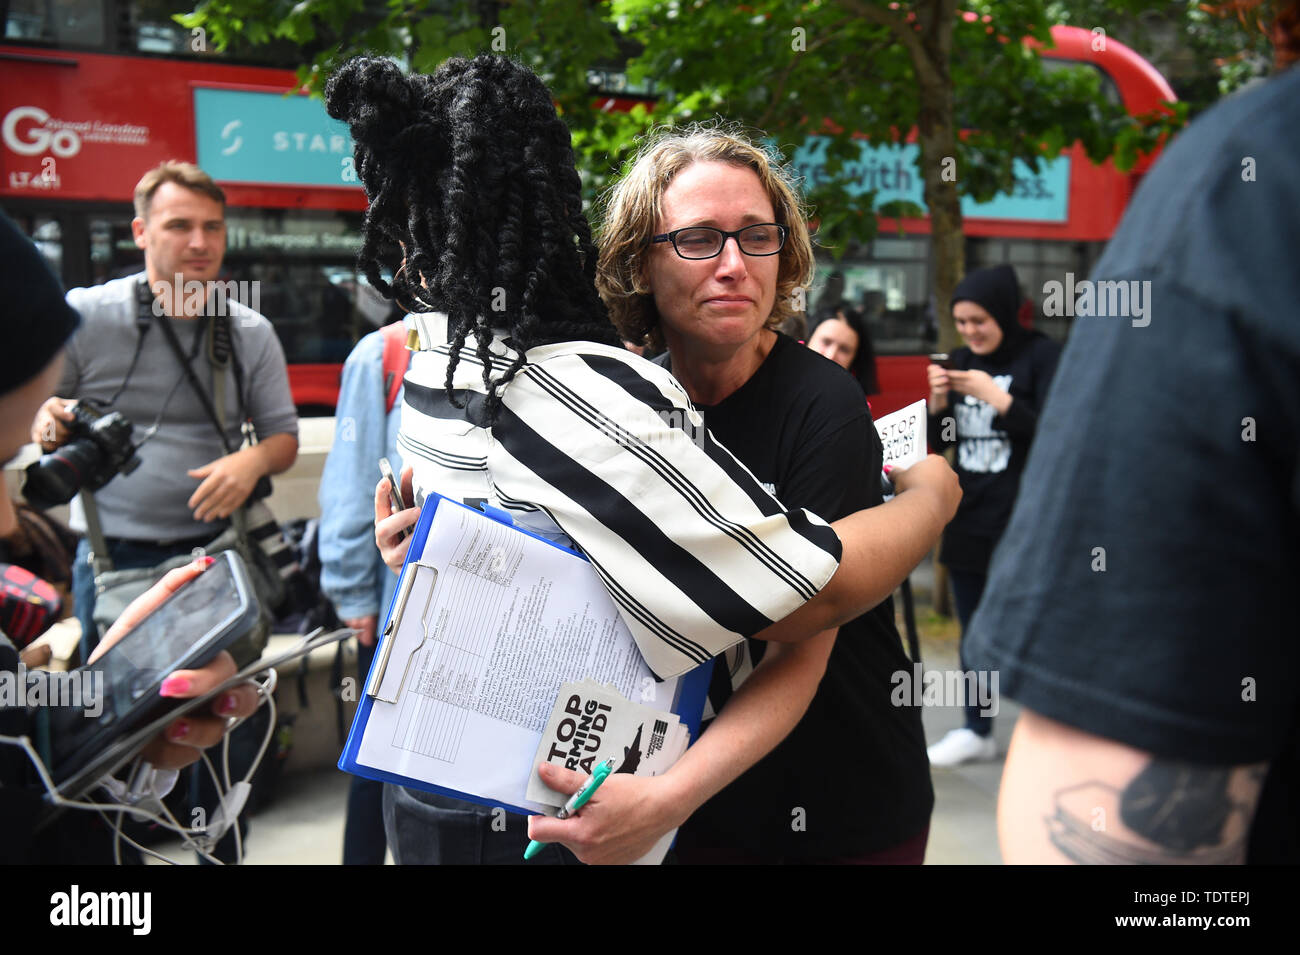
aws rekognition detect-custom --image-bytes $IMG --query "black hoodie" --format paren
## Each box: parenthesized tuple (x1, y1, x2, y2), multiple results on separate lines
(927, 265, 1061, 574)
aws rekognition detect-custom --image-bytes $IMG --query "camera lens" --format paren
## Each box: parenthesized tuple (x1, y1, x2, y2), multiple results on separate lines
(22, 442, 101, 509)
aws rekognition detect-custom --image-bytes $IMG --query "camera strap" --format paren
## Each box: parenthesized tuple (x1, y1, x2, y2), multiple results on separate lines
(79, 491, 113, 578)
(152, 294, 265, 548)
(102, 278, 161, 408)
(153, 305, 236, 457)
(125, 278, 206, 436)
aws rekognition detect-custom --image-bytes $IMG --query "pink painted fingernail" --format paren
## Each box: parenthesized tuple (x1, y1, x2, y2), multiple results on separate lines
(882, 464, 894, 475)
(159, 676, 191, 697)
(168, 720, 190, 742)
(217, 693, 239, 715)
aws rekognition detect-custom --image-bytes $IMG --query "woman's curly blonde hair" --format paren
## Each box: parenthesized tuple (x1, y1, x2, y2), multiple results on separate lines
(595, 123, 815, 350)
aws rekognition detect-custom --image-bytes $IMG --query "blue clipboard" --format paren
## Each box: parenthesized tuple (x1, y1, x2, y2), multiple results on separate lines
(338, 491, 712, 816)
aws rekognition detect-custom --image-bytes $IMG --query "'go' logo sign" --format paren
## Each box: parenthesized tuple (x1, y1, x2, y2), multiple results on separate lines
(2, 106, 81, 157)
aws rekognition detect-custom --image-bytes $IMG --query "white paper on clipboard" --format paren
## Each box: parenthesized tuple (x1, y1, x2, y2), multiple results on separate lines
(353, 499, 680, 814)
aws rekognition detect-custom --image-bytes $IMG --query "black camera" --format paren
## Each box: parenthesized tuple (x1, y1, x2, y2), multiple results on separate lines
(22, 402, 142, 509)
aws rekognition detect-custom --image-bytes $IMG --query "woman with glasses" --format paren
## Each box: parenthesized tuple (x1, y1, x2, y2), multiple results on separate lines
(330, 56, 958, 864)
(581, 126, 935, 864)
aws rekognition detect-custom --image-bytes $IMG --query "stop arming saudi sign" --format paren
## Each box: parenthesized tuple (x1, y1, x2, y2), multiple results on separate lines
(875, 399, 927, 473)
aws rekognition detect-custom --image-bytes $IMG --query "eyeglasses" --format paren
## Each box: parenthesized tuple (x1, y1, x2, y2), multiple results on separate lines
(651, 223, 787, 260)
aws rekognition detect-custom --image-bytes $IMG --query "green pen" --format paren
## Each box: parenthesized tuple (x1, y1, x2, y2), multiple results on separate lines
(523, 757, 616, 861)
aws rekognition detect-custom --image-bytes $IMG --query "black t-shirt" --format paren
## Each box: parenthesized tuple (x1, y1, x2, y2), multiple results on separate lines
(964, 68, 1300, 862)
(664, 334, 933, 860)
(926, 333, 1060, 574)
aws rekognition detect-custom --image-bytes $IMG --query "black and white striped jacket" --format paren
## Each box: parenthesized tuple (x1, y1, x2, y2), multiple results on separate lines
(398, 314, 842, 679)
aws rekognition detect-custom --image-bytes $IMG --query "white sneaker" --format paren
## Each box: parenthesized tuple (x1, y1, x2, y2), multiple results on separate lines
(927, 728, 997, 767)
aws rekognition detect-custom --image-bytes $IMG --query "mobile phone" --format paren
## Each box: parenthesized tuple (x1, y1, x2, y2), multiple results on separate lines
(50, 551, 260, 794)
(379, 457, 411, 540)
(378, 458, 405, 514)
(929, 353, 955, 370)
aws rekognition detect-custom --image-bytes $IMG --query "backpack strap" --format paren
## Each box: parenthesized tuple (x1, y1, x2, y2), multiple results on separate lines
(380, 320, 412, 415)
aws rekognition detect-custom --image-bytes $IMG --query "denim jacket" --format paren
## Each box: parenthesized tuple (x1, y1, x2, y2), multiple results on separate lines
(318, 324, 405, 621)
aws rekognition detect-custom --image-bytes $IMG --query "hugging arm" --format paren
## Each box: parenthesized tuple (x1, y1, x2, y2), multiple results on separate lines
(756, 454, 959, 642)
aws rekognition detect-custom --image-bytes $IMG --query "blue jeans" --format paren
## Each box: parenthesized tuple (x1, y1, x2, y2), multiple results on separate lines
(343, 638, 388, 865)
(383, 785, 581, 865)
(950, 568, 994, 738)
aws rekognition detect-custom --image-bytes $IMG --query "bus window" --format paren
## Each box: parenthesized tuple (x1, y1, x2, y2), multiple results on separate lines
(4, 0, 105, 45)
(220, 207, 398, 366)
(809, 233, 935, 355)
(124, 1, 344, 65)
(28, 216, 62, 276)
(1041, 58, 1123, 107)
(968, 237, 1109, 342)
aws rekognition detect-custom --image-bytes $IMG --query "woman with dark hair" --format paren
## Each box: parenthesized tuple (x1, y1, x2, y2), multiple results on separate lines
(807, 303, 879, 395)
(327, 56, 959, 864)
(924, 264, 1061, 767)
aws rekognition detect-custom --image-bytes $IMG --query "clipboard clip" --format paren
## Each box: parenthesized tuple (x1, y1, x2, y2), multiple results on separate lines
(366, 561, 439, 703)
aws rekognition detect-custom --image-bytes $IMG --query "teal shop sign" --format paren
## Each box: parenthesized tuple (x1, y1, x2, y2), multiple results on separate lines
(788, 138, 1069, 222)
(194, 87, 360, 188)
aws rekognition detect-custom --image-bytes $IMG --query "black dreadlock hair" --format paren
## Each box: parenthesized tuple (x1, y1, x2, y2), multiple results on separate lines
(325, 54, 621, 419)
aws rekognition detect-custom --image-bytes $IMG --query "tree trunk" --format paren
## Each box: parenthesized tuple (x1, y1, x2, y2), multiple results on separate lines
(913, 0, 964, 354)
(912, 0, 960, 614)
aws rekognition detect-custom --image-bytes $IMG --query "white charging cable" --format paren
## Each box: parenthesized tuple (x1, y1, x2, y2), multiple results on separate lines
(1, 670, 277, 865)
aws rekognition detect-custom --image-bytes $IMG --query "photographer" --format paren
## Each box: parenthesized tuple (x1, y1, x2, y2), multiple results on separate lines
(0, 210, 260, 864)
(29, 162, 298, 662)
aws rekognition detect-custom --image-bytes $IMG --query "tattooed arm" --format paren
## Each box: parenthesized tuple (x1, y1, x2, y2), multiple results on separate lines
(999, 709, 1268, 865)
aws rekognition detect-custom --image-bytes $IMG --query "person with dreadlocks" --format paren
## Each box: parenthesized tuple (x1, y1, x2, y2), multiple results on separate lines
(326, 54, 959, 864)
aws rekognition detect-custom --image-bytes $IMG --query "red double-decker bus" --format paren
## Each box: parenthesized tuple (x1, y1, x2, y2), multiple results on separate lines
(1, 5, 1174, 416)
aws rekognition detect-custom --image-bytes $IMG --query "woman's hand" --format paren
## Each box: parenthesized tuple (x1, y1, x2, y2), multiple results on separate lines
(374, 463, 420, 575)
(525, 763, 686, 865)
(891, 454, 962, 525)
(946, 369, 1012, 414)
(88, 558, 262, 771)
(926, 363, 950, 413)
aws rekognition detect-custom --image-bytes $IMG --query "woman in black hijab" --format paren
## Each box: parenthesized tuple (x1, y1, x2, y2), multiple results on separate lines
(924, 264, 1061, 767)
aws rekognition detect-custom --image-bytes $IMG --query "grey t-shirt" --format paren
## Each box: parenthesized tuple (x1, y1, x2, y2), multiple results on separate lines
(58, 273, 299, 540)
